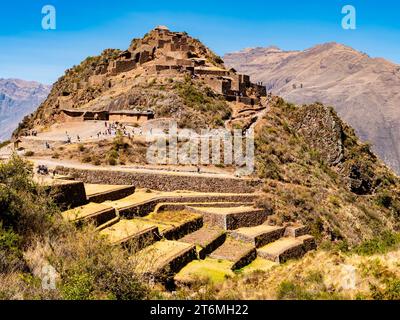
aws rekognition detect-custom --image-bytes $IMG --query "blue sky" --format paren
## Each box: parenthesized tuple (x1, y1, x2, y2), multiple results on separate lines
(1, 0, 399, 84)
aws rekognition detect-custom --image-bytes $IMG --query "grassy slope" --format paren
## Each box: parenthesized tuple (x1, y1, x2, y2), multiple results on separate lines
(255, 97, 400, 245)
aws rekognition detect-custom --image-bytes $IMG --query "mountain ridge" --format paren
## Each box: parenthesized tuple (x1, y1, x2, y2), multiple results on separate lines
(224, 43, 400, 174)
(0, 79, 51, 142)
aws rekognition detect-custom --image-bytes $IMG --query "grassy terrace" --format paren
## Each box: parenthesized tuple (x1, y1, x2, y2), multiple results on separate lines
(175, 258, 235, 284)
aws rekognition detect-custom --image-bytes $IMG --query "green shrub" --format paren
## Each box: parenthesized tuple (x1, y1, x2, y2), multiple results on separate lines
(353, 232, 400, 256)
(78, 144, 86, 152)
(112, 134, 129, 151)
(24, 151, 34, 157)
(0, 156, 61, 239)
(310, 218, 324, 241)
(277, 276, 342, 300)
(0, 224, 23, 272)
(0, 225, 21, 253)
(376, 191, 392, 208)
(108, 150, 119, 159)
(0, 155, 63, 276)
(213, 117, 224, 127)
(61, 272, 94, 300)
(371, 280, 400, 300)
(328, 195, 341, 207)
(277, 281, 313, 300)
(81, 155, 92, 163)
(108, 158, 117, 166)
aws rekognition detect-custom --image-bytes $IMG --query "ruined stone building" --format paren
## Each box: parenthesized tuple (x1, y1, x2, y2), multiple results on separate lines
(58, 26, 267, 125)
(104, 26, 267, 106)
(60, 109, 154, 124)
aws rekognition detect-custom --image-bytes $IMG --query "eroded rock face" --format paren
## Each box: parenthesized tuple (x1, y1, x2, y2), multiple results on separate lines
(293, 103, 376, 195)
(294, 103, 344, 166)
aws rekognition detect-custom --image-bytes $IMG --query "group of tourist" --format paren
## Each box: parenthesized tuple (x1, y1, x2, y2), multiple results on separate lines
(95, 121, 120, 138)
(92, 122, 150, 140)
(51, 122, 155, 144)
(37, 164, 49, 175)
(23, 130, 38, 137)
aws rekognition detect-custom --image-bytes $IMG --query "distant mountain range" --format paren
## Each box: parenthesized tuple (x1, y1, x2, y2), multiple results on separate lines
(0, 79, 51, 142)
(224, 43, 400, 174)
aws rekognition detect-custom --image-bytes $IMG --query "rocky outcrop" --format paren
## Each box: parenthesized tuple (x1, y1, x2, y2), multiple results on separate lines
(293, 103, 344, 166)
(292, 103, 380, 195)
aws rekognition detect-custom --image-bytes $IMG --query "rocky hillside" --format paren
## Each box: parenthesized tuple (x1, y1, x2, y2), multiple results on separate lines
(15, 26, 268, 136)
(255, 97, 400, 245)
(224, 43, 400, 174)
(0, 79, 50, 141)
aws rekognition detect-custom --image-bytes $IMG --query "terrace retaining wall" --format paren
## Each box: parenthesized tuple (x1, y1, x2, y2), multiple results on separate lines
(55, 166, 261, 193)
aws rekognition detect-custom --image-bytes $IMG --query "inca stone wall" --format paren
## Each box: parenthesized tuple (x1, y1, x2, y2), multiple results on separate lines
(117, 194, 258, 218)
(188, 207, 271, 230)
(45, 180, 87, 210)
(55, 166, 261, 193)
(87, 186, 136, 203)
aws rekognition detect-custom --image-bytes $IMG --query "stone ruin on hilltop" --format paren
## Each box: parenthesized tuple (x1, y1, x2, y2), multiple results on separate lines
(90, 26, 267, 106)
(43, 26, 269, 128)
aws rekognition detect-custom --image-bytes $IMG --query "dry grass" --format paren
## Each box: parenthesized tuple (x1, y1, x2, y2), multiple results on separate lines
(0, 156, 150, 300)
(56, 137, 148, 166)
(169, 245, 400, 300)
(0, 224, 151, 300)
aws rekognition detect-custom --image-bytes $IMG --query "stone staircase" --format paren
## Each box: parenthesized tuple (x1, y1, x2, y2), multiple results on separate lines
(257, 235, 315, 264)
(99, 219, 160, 250)
(62, 202, 119, 228)
(61, 184, 317, 284)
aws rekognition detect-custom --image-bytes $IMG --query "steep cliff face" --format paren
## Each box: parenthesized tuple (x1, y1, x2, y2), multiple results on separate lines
(0, 79, 50, 141)
(225, 43, 400, 174)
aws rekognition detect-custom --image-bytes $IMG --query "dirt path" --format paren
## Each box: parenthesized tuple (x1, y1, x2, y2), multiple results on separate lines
(249, 103, 270, 133)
